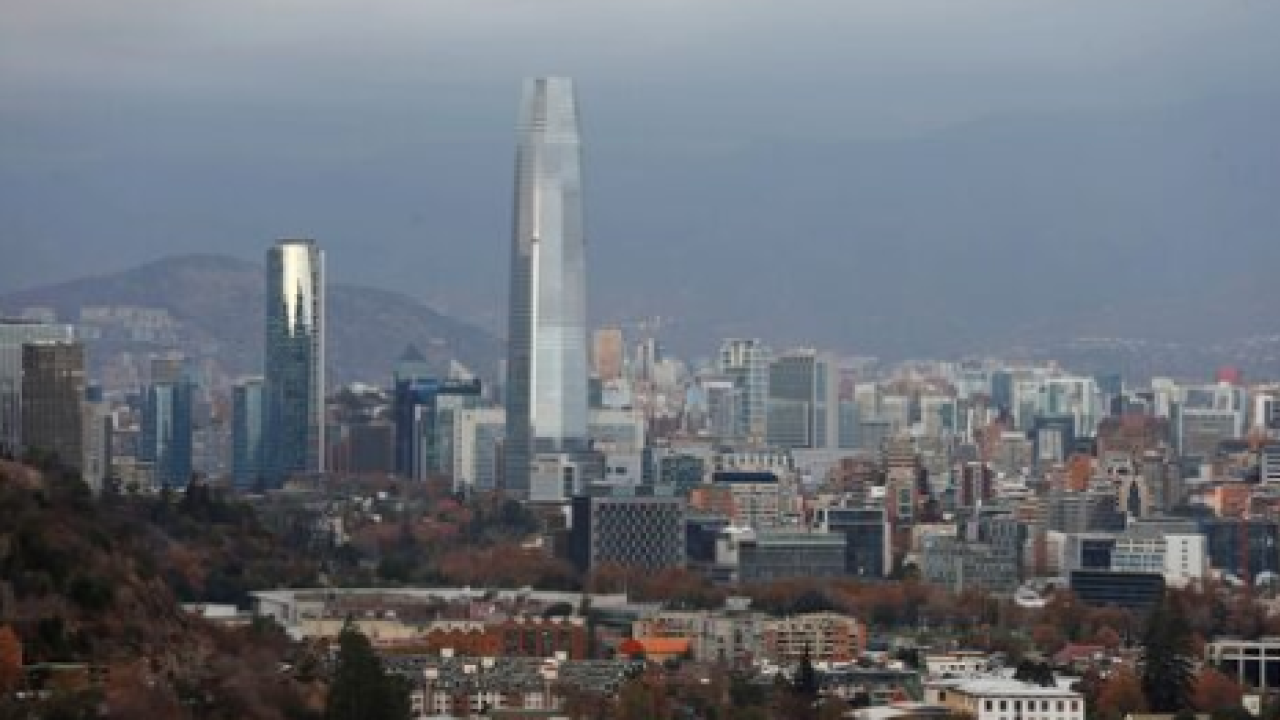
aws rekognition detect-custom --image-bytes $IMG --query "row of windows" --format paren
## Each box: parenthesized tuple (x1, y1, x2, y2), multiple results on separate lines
(982, 698, 1079, 713)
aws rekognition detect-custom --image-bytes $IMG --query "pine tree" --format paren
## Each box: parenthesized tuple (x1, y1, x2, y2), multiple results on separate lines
(1141, 595, 1195, 712)
(325, 620, 412, 720)
(780, 647, 822, 720)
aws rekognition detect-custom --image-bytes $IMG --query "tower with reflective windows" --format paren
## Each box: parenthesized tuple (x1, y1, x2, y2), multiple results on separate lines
(504, 77, 589, 496)
(264, 239, 325, 486)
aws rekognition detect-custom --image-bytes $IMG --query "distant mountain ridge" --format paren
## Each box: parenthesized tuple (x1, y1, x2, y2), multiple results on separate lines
(0, 254, 503, 386)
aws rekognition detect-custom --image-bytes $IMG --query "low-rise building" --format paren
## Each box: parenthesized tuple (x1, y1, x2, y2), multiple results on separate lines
(925, 678, 1085, 720)
(736, 530, 846, 584)
(1207, 637, 1280, 692)
(762, 612, 864, 664)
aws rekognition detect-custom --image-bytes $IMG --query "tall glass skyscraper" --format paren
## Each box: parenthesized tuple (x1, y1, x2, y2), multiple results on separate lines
(504, 77, 589, 495)
(264, 239, 325, 486)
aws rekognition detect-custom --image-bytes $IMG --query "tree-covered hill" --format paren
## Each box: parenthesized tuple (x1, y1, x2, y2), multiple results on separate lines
(0, 458, 323, 718)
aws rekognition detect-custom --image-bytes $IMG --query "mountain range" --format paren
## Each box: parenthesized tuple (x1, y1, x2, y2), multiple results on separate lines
(0, 254, 502, 385)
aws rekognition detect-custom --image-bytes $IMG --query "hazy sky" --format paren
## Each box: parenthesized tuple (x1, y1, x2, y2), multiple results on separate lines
(3, 0, 1279, 348)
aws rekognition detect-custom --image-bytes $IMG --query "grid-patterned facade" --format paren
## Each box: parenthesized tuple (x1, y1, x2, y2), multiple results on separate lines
(0, 320, 75, 455)
(20, 342, 85, 469)
(570, 495, 686, 572)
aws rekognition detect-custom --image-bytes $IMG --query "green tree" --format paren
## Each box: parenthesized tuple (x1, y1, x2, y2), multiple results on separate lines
(325, 621, 411, 720)
(1142, 595, 1195, 713)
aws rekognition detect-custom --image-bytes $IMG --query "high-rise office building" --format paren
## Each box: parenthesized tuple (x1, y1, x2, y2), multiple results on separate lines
(232, 377, 266, 490)
(141, 377, 195, 488)
(718, 339, 769, 441)
(766, 349, 836, 450)
(264, 239, 325, 486)
(592, 326, 624, 382)
(504, 77, 589, 496)
(20, 341, 85, 469)
(0, 319, 76, 456)
(81, 384, 112, 493)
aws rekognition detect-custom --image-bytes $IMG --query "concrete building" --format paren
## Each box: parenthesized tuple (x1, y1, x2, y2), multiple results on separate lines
(632, 603, 767, 666)
(20, 341, 85, 470)
(765, 348, 837, 450)
(925, 679, 1084, 720)
(592, 326, 624, 382)
(452, 407, 506, 493)
(1208, 638, 1280, 692)
(705, 471, 785, 528)
(718, 338, 769, 441)
(921, 535, 1020, 595)
(815, 506, 891, 578)
(0, 319, 75, 456)
(762, 612, 864, 664)
(736, 530, 846, 584)
(568, 493, 686, 573)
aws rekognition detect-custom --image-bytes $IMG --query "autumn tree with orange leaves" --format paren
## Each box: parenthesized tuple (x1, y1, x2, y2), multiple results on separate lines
(0, 625, 21, 693)
(1193, 668, 1244, 713)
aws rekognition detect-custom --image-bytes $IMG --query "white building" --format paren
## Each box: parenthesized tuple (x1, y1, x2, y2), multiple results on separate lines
(451, 407, 505, 492)
(925, 679, 1084, 720)
(1110, 525, 1207, 588)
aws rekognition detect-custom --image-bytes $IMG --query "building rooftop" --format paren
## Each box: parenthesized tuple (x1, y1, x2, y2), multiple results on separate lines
(931, 678, 1080, 698)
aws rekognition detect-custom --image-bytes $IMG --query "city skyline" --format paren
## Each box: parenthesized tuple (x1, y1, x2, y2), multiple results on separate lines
(2, 2, 1278, 359)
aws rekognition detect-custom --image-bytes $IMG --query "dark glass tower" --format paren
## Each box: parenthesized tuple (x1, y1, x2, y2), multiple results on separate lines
(232, 377, 265, 490)
(504, 77, 589, 496)
(20, 341, 84, 469)
(141, 378, 194, 488)
(264, 239, 325, 486)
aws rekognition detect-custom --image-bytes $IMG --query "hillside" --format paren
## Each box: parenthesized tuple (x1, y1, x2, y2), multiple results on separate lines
(0, 459, 323, 718)
(0, 254, 503, 385)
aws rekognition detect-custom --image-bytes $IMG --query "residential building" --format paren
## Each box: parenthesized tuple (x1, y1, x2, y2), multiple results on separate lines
(762, 612, 864, 664)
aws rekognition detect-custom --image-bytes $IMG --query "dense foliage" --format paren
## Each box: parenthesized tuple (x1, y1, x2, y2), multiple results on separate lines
(325, 622, 411, 720)
(0, 458, 323, 718)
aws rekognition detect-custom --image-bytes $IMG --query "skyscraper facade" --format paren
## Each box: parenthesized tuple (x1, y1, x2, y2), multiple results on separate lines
(0, 319, 76, 456)
(141, 377, 195, 488)
(766, 349, 837, 450)
(719, 339, 769, 442)
(20, 341, 85, 469)
(232, 377, 265, 490)
(504, 77, 589, 496)
(264, 239, 325, 486)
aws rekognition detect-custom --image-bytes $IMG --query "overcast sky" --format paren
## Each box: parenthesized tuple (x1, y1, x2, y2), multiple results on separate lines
(2, 0, 1279, 347)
